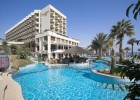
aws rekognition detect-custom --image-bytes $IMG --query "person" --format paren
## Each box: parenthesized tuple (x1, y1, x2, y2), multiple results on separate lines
(87, 59, 92, 65)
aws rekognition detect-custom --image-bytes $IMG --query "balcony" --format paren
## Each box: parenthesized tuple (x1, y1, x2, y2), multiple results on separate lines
(55, 16, 60, 20)
(51, 41, 57, 44)
(55, 26, 59, 30)
(59, 29, 62, 32)
(63, 21, 66, 24)
(60, 24, 63, 27)
(51, 13, 55, 17)
(55, 22, 59, 25)
(51, 21, 55, 24)
(51, 23, 54, 27)
(63, 26, 66, 29)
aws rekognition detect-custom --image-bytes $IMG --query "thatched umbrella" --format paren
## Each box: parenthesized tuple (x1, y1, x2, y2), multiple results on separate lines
(63, 46, 92, 55)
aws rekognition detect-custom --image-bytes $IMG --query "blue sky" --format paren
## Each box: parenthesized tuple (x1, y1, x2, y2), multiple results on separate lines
(0, 0, 140, 51)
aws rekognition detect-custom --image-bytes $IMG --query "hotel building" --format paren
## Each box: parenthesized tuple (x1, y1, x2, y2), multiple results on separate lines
(5, 4, 79, 59)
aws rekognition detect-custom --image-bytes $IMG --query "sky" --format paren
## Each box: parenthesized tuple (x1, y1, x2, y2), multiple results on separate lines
(0, 0, 140, 51)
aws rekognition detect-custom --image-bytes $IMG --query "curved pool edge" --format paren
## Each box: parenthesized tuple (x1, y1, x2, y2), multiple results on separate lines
(12, 63, 128, 100)
(91, 70, 130, 84)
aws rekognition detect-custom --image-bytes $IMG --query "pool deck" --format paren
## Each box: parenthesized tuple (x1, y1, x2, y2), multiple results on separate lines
(0, 72, 24, 100)
(45, 63, 68, 67)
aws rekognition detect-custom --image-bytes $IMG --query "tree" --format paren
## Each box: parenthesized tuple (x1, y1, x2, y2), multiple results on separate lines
(127, 38, 136, 56)
(136, 40, 140, 45)
(93, 33, 109, 58)
(17, 45, 30, 59)
(89, 40, 100, 55)
(110, 19, 135, 63)
(126, 0, 140, 20)
(107, 35, 114, 56)
(124, 47, 131, 57)
(10, 44, 17, 54)
(2, 40, 9, 54)
(110, 48, 116, 75)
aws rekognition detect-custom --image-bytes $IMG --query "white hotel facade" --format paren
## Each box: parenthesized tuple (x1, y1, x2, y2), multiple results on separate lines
(5, 4, 79, 59)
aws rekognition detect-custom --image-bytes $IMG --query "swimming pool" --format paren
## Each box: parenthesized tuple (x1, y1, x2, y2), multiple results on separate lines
(13, 63, 127, 100)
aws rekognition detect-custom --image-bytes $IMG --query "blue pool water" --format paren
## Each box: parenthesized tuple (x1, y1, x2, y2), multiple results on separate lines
(13, 63, 127, 100)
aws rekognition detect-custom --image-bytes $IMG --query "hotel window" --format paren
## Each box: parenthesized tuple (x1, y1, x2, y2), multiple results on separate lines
(69, 41, 71, 44)
(72, 42, 74, 45)
(36, 38, 39, 42)
(36, 29, 39, 32)
(57, 38, 60, 42)
(51, 44, 56, 50)
(64, 46, 68, 50)
(35, 13, 39, 16)
(62, 39, 65, 43)
(44, 45, 48, 50)
(58, 45, 61, 49)
(44, 36, 48, 41)
(37, 46, 39, 51)
(66, 40, 68, 43)
(51, 36, 55, 41)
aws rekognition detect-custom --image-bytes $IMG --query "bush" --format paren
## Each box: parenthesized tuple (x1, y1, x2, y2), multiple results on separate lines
(19, 51, 27, 59)
(10, 44, 17, 54)
(113, 67, 122, 75)
(121, 64, 140, 100)
(122, 59, 132, 65)
(17, 45, 30, 59)
(11, 57, 34, 69)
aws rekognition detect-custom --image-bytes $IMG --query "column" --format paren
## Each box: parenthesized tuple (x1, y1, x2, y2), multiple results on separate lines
(48, 35, 51, 60)
(39, 37, 43, 53)
(55, 53, 59, 59)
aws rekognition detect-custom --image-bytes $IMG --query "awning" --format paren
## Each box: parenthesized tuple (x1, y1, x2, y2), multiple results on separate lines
(52, 50, 64, 53)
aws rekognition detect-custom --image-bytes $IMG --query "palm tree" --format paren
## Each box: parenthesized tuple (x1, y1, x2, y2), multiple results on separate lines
(138, 48, 140, 56)
(110, 48, 116, 74)
(136, 39, 140, 45)
(126, 0, 140, 20)
(93, 33, 109, 58)
(127, 38, 136, 56)
(2, 40, 8, 54)
(124, 47, 131, 57)
(110, 19, 135, 63)
(106, 36, 114, 56)
(89, 40, 100, 55)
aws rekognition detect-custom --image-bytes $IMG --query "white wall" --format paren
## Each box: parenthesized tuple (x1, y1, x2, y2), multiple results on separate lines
(41, 5, 50, 33)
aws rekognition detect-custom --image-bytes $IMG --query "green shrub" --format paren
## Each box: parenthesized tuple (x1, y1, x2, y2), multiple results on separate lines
(10, 44, 17, 54)
(113, 67, 122, 75)
(116, 60, 120, 64)
(121, 64, 140, 100)
(122, 59, 132, 65)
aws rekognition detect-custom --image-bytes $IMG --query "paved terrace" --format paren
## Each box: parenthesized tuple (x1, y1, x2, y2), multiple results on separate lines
(0, 72, 24, 100)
